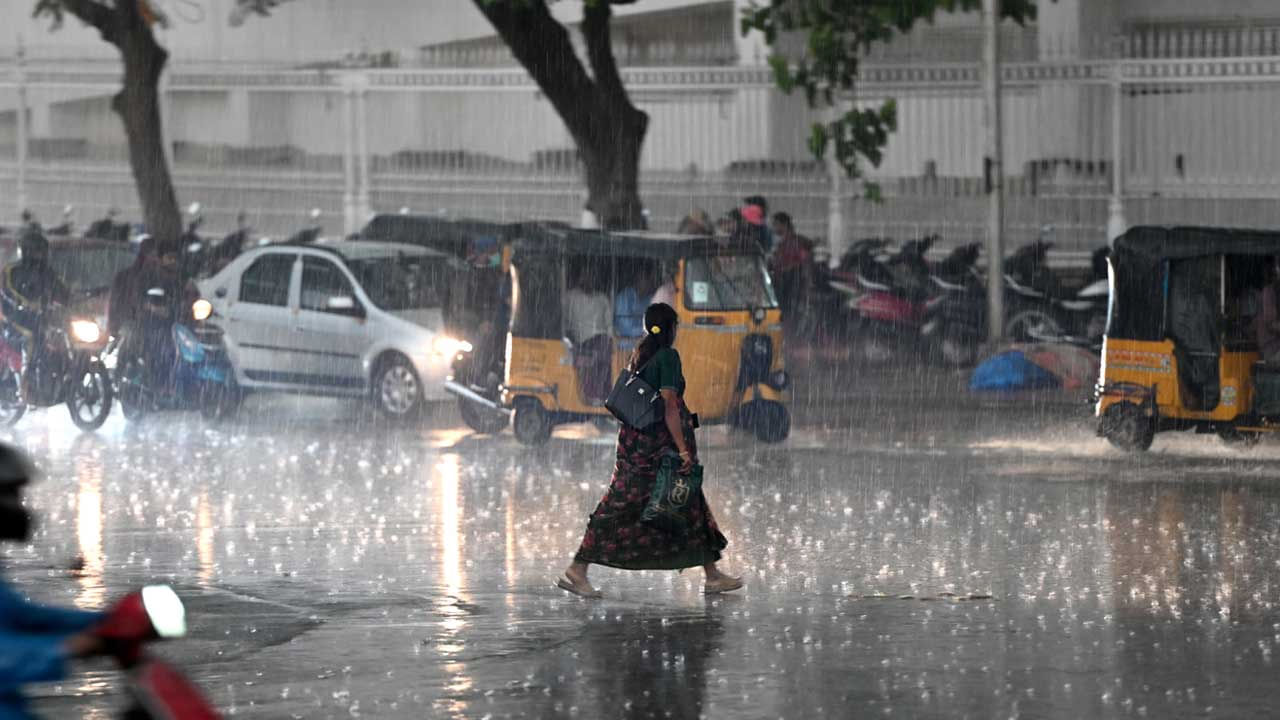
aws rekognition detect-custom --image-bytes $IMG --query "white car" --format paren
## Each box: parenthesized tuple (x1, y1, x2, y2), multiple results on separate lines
(195, 240, 471, 420)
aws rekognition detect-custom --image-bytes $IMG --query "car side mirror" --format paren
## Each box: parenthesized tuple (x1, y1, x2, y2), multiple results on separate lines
(215, 287, 227, 298)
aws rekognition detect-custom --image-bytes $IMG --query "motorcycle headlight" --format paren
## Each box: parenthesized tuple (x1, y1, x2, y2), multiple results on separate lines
(192, 298, 213, 321)
(432, 335, 473, 357)
(70, 319, 102, 344)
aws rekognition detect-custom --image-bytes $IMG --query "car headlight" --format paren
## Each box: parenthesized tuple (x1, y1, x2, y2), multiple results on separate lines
(192, 298, 213, 321)
(70, 319, 102, 344)
(432, 335, 473, 357)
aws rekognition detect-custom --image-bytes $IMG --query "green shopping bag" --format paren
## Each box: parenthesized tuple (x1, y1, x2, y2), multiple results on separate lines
(641, 454, 703, 535)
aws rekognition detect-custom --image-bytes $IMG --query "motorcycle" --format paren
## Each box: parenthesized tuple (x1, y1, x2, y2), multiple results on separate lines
(0, 310, 113, 430)
(847, 236, 949, 364)
(285, 208, 324, 245)
(1002, 234, 1108, 346)
(109, 288, 239, 422)
(91, 584, 221, 719)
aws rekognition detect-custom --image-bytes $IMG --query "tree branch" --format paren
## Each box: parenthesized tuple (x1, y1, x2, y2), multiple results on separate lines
(581, 1, 626, 104)
(472, 0, 598, 139)
(36, 0, 119, 45)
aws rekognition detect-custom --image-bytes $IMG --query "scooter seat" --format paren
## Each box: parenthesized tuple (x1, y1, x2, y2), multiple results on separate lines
(1059, 299, 1095, 312)
(856, 273, 893, 293)
(1004, 274, 1045, 299)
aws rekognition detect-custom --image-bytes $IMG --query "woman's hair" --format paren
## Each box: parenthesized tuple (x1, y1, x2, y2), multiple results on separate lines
(630, 302, 678, 370)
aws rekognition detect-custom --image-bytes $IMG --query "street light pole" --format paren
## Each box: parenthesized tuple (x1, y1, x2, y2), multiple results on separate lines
(982, 0, 1005, 343)
(16, 35, 29, 221)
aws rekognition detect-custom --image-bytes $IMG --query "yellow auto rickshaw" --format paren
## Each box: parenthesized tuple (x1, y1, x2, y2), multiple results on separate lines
(1097, 225, 1280, 451)
(495, 226, 790, 445)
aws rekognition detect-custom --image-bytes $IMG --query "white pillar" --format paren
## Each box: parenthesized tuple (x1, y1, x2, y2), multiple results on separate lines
(15, 35, 28, 220)
(732, 0, 767, 66)
(354, 72, 371, 225)
(1107, 64, 1127, 244)
(983, 0, 1005, 343)
(825, 136, 845, 269)
(340, 81, 356, 235)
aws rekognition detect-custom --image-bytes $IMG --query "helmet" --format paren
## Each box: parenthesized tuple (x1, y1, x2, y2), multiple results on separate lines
(18, 228, 49, 265)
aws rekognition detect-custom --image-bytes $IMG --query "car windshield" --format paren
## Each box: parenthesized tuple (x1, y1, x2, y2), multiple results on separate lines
(51, 244, 137, 295)
(683, 255, 778, 311)
(348, 253, 450, 311)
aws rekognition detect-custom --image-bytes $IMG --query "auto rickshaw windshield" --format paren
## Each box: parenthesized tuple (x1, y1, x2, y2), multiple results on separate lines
(683, 255, 778, 311)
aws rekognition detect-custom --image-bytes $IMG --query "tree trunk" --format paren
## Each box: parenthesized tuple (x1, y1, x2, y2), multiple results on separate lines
(580, 103, 647, 230)
(474, 0, 649, 231)
(113, 17, 181, 249)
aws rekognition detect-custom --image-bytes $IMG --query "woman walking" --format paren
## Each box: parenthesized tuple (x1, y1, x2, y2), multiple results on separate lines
(558, 303, 742, 597)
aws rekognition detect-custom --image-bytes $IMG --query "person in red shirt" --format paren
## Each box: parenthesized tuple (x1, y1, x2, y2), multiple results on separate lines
(769, 213, 814, 338)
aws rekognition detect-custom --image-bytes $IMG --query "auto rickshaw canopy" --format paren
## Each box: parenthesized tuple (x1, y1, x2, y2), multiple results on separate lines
(1110, 225, 1280, 341)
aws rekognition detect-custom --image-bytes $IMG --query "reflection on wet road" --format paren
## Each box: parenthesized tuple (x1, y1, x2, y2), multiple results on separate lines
(8, 397, 1280, 718)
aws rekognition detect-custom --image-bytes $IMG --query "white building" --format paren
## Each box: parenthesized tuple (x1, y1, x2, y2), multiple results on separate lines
(5, 1, 1280, 240)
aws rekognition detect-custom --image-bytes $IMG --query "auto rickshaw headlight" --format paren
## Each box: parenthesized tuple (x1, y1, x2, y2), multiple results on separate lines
(770, 370, 790, 391)
(70, 319, 102, 344)
(192, 299, 213, 321)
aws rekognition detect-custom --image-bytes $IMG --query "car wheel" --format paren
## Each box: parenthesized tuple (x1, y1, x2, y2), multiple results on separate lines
(512, 397, 552, 446)
(373, 355, 423, 421)
(67, 362, 113, 431)
(1100, 402, 1154, 452)
(0, 366, 24, 427)
(459, 397, 508, 435)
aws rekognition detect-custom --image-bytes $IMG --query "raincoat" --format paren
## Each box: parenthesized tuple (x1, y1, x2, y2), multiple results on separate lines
(0, 570, 102, 720)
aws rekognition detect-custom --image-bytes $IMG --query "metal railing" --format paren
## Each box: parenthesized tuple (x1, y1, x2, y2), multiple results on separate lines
(4, 51, 1280, 253)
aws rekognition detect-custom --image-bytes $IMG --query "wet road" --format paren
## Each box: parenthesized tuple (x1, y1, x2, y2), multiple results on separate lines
(7, 387, 1280, 719)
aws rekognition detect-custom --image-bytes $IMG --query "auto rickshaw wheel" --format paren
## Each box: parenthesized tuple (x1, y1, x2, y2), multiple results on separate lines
(1218, 427, 1261, 448)
(459, 397, 509, 435)
(1101, 401, 1154, 452)
(512, 397, 552, 445)
(741, 400, 791, 444)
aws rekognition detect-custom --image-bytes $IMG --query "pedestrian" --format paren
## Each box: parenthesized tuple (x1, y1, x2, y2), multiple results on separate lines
(769, 212, 815, 337)
(559, 302, 741, 598)
(1255, 257, 1280, 364)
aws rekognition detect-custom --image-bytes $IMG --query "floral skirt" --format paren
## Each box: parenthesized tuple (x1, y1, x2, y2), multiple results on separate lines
(574, 411, 727, 570)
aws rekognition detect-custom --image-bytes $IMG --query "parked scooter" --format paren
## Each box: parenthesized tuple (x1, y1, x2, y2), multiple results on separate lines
(0, 309, 112, 430)
(46, 205, 76, 237)
(847, 236, 948, 364)
(1003, 231, 1108, 346)
(92, 584, 221, 718)
(286, 208, 324, 244)
(109, 287, 238, 422)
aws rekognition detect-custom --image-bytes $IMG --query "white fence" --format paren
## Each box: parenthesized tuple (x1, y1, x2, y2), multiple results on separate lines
(4, 54, 1280, 253)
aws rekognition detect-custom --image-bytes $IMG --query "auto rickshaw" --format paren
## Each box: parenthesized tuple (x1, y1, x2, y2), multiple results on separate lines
(459, 226, 790, 445)
(1096, 225, 1280, 451)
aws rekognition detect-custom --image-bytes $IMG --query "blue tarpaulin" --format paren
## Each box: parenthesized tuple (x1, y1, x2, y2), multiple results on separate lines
(969, 351, 1062, 392)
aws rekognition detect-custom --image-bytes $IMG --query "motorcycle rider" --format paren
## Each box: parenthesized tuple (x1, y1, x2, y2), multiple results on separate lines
(0, 443, 106, 719)
(110, 239, 183, 391)
(1, 229, 70, 398)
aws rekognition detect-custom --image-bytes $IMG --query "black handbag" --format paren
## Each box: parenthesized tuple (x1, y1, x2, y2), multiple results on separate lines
(604, 356, 664, 429)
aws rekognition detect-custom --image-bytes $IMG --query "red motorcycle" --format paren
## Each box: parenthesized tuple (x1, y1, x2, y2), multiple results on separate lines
(848, 236, 942, 364)
(94, 585, 220, 719)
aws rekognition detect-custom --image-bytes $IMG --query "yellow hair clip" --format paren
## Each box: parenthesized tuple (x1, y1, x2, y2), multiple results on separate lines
(650, 325, 661, 335)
